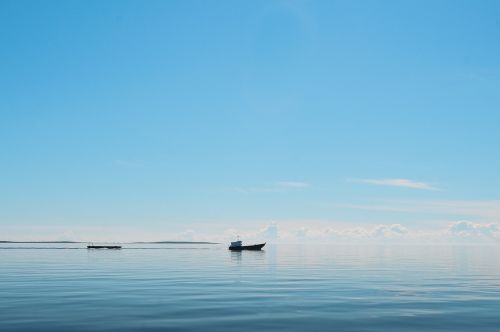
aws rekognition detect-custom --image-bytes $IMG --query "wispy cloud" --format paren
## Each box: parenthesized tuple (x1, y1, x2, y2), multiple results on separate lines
(354, 178, 439, 191)
(338, 200, 500, 220)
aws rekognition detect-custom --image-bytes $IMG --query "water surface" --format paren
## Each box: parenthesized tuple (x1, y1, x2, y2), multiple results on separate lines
(1, 243, 499, 331)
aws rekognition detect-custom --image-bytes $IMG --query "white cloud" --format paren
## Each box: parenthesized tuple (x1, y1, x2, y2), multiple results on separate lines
(447, 221, 500, 239)
(222, 223, 279, 243)
(372, 224, 409, 237)
(259, 222, 279, 240)
(273, 223, 412, 242)
(354, 178, 439, 191)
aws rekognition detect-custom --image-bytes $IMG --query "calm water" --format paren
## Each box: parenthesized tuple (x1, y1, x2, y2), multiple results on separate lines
(1, 243, 500, 331)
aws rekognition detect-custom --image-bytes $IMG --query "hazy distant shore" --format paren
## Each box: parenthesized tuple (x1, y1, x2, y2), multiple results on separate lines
(0, 241, 80, 243)
(0, 241, 218, 244)
(134, 241, 219, 244)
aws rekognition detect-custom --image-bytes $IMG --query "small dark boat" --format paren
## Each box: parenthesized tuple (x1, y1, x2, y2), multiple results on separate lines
(87, 245, 121, 249)
(228, 240, 265, 251)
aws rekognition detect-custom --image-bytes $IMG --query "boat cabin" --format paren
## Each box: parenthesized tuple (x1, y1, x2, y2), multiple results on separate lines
(230, 240, 242, 248)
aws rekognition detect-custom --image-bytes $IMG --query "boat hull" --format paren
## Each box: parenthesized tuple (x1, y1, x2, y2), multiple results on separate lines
(228, 243, 265, 251)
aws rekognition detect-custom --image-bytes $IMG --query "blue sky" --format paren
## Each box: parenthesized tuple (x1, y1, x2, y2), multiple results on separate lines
(1, 0, 500, 242)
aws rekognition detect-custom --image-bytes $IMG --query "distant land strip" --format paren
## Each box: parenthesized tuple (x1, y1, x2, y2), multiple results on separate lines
(0, 241, 80, 243)
(0, 241, 219, 244)
(134, 241, 219, 244)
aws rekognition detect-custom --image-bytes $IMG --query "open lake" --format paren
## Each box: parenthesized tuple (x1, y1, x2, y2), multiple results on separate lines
(1, 243, 499, 331)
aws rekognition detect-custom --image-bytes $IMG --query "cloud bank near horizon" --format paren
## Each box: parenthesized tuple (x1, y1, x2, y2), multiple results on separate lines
(3, 221, 500, 244)
(228, 221, 500, 244)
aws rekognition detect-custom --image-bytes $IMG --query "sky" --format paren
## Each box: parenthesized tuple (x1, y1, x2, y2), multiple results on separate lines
(1, 0, 500, 243)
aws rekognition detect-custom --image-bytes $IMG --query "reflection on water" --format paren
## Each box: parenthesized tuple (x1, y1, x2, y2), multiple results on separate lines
(231, 250, 243, 264)
(1, 243, 500, 331)
(230, 249, 265, 265)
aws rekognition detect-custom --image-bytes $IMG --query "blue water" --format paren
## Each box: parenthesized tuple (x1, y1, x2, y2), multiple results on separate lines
(1, 243, 500, 331)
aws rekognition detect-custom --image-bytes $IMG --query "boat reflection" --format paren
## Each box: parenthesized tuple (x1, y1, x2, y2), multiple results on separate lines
(230, 248, 266, 265)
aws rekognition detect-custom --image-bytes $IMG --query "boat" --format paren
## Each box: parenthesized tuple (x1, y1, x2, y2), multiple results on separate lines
(87, 245, 122, 249)
(228, 240, 265, 251)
